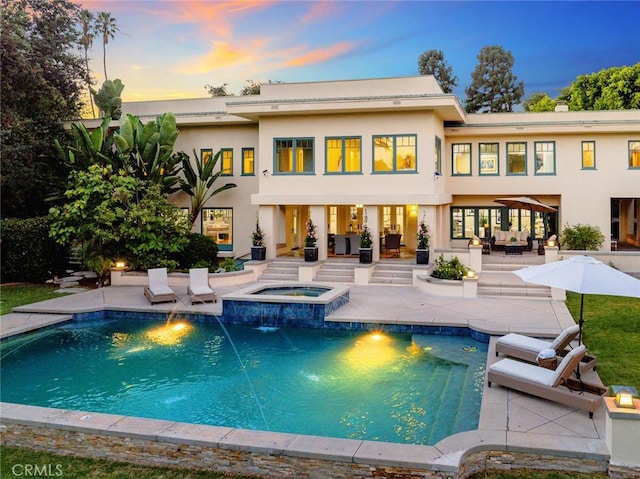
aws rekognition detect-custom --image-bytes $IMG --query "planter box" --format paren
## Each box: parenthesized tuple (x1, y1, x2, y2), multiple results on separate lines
(359, 247, 373, 264)
(251, 246, 266, 261)
(416, 249, 430, 265)
(304, 247, 319, 262)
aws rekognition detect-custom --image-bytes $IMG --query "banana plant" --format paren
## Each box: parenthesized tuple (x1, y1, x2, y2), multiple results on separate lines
(180, 149, 237, 226)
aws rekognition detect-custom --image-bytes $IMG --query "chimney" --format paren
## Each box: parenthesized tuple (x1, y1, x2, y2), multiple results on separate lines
(555, 101, 569, 112)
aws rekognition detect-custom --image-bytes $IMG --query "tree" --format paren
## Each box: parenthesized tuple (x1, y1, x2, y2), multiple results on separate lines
(239, 79, 283, 96)
(49, 165, 191, 279)
(79, 9, 96, 117)
(205, 83, 231, 97)
(1, 0, 88, 219)
(559, 224, 604, 251)
(417, 49, 458, 93)
(559, 63, 640, 110)
(95, 11, 119, 80)
(464, 45, 524, 113)
(523, 92, 556, 112)
(180, 149, 237, 226)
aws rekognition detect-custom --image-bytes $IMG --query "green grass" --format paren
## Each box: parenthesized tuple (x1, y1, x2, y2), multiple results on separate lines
(0, 286, 638, 478)
(0, 284, 71, 316)
(566, 292, 640, 388)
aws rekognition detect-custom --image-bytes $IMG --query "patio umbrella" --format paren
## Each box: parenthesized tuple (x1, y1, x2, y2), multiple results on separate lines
(514, 255, 640, 345)
(494, 196, 556, 238)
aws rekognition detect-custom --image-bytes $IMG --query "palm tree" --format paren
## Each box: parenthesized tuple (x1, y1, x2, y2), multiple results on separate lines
(94, 11, 119, 80)
(79, 9, 95, 117)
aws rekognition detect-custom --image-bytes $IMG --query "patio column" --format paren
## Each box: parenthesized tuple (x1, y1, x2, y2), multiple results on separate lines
(309, 205, 327, 261)
(418, 205, 437, 249)
(259, 205, 277, 260)
(364, 205, 380, 262)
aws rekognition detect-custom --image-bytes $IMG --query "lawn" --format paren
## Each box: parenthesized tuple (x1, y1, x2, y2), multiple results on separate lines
(0, 284, 71, 316)
(0, 285, 638, 479)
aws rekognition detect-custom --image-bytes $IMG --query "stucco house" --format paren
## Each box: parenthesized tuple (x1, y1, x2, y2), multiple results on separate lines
(120, 75, 640, 261)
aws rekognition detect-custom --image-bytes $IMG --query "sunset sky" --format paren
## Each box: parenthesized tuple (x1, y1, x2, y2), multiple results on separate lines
(74, 0, 640, 103)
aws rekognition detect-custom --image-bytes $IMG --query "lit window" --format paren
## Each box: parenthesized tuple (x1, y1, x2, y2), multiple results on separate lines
(507, 142, 527, 175)
(201, 148, 213, 166)
(201, 208, 233, 251)
(326, 137, 361, 174)
(373, 135, 417, 173)
(452, 143, 471, 175)
(629, 141, 640, 168)
(479, 143, 499, 175)
(535, 142, 555, 175)
(274, 138, 314, 174)
(242, 148, 255, 175)
(582, 141, 595, 169)
(221, 149, 233, 176)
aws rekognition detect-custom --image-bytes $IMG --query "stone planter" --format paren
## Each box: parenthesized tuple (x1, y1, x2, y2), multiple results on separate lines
(304, 247, 319, 262)
(251, 246, 266, 261)
(359, 247, 373, 264)
(416, 248, 430, 265)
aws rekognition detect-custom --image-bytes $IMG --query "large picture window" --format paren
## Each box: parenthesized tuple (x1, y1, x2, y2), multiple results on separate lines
(535, 141, 556, 174)
(452, 143, 471, 175)
(242, 148, 255, 175)
(373, 135, 417, 173)
(629, 141, 640, 168)
(326, 137, 361, 174)
(479, 143, 499, 175)
(202, 208, 233, 251)
(275, 138, 314, 174)
(507, 142, 527, 175)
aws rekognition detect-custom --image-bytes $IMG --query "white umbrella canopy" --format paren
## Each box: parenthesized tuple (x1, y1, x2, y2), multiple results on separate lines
(494, 196, 557, 214)
(514, 255, 640, 344)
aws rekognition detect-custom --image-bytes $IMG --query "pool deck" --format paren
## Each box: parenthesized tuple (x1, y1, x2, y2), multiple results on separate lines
(0, 282, 609, 474)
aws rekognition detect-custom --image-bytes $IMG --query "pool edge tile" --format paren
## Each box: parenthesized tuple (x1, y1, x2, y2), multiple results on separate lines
(285, 434, 362, 461)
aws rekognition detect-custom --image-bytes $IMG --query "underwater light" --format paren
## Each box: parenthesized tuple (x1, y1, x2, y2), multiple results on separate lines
(146, 321, 193, 346)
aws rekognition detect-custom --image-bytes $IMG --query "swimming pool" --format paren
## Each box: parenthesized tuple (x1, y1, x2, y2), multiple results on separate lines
(0, 317, 487, 445)
(251, 285, 331, 297)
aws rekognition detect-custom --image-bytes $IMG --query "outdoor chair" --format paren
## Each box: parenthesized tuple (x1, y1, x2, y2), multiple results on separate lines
(384, 233, 401, 256)
(487, 345, 606, 418)
(144, 268, 177, 304)
(334, 235, 347, 255)
(188, 268, 217, 304)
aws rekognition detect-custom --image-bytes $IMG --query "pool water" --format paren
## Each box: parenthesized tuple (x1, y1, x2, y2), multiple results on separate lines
(0, 318, 487, 445)
(251, 286, 331, 297)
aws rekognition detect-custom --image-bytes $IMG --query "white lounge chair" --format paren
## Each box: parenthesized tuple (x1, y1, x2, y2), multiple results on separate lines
(144, 267, 177, 304)
(495, 324, 597, 373)
(487, 345, 606, 418)
(188, 268, 216, 304)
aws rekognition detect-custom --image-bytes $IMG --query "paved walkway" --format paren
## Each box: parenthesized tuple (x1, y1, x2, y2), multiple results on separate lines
(0, 273, 609, 473)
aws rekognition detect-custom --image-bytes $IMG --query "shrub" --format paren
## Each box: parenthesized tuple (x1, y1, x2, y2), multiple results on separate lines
(304, 218, 318, 247)
(559, 223, 604, 250)
(0, 217, 68, 283)
(217, 257, 238, 273)
(431, 254, 468, 281)
(416, 218, 430, 249)
(172, 233, 218, 270)
(251, 219, 265, 247)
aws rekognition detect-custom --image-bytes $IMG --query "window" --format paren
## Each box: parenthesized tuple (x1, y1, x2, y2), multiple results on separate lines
(535, 141, 555, 174)
(242, 148, 255, 175)
(221, 148, 233, 175)
(629, 141, 640, 168)
(274, 138, 314, 174)
(581, 141, 595, 169)
(479, 143, 499, 175)
(435, 136, 442, 174)
(201, 148, 213, 166)
(507, 142, 527, 175)
(202, 208, 233, 251)
(373, 135, 417, 173)
(452, 143, 471, 175)
(449, 206, 549, 240)
(326, 137, 361, 173)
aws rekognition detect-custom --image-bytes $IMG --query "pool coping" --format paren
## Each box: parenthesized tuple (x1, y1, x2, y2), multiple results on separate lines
(0, 284, 611, 476)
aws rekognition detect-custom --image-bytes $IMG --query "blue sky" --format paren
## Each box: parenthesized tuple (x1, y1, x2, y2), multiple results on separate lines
(76, 0, 640, 103)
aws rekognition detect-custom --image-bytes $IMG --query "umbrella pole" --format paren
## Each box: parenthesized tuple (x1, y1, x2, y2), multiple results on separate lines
(576, 294, 585, 379)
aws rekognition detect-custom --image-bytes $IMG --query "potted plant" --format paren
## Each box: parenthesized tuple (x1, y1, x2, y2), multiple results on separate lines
(359, 212, 373, 264)
(416, 217, 430, 265)
(250, 218, 266, 261)
(304, 217, 319, 262)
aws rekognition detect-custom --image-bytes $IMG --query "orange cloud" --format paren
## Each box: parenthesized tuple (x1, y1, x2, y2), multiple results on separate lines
(301, 0, 340, 24)
(284, 41, 355, 67)
(182, 40, 253, 74)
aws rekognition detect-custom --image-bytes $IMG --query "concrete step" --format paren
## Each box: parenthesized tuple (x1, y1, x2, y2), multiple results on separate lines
(370, 263, 414, 285)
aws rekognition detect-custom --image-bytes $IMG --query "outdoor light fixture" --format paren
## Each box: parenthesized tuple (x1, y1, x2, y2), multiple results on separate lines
(472, 238, 481, 246)
(115, 261, 126, 269)
(612, 385, 638, 409)
(467, 270, 475, 279)
(547, 239, 556, 247)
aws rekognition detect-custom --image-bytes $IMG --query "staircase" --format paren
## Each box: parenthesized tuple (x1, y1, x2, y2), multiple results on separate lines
(313, 261, 356, 283)
(477, 263, 551, 298)
(369, 262, 414, 285)
(258, 260, 299, 282)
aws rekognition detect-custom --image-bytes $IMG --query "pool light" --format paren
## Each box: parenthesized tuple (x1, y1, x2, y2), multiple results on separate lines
(612, 385, 638, 409)
(146, 321, 193, 346)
